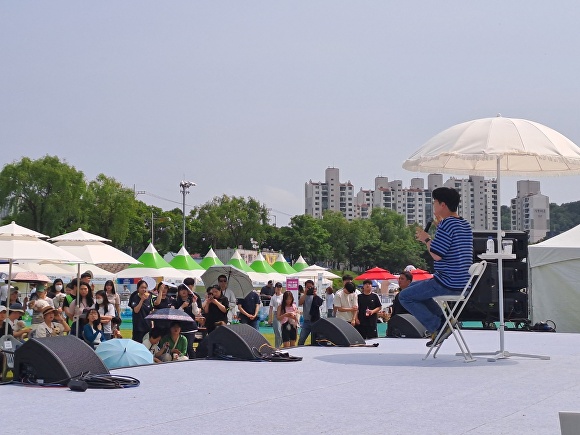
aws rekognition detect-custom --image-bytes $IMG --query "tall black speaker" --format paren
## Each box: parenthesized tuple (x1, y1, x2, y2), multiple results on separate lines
(13, 336, 109, 385)
(196, 324, 271, 360)
(311, 317, 366, 346)
(387, 314, 428, 338)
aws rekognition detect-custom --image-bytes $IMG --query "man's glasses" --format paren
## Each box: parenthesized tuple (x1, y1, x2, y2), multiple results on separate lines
(218, 279, 227, 283)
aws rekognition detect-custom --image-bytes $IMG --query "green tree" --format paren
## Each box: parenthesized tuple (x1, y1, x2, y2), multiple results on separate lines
(280, 215, 331, 264)
(0, 156, 87, 235)
(193, 195, 269, 249)
(84, 174, 136, 246)
(320, 210, 350, 269)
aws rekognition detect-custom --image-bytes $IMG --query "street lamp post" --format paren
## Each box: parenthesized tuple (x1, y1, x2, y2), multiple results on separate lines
(179, 180, 196, 248)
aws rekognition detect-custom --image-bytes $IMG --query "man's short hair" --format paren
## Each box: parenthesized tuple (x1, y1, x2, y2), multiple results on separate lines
(149, 327, 163, 339)
(217, 274, 227, 282)
(183, 277, 196, 287)
(267, 280, 273, 285)
(342, 274, 353, 282)
(362, 279, 372, 286)
(305, 279, 314, 286)
(344, 282, 356, 293)
(81, 271, 92, 279)
(432, 187, 460, 212)
(399, 271, 413, 282)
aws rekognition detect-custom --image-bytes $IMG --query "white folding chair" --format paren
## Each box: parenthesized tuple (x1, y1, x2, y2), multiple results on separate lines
(424, 261, 487, 362)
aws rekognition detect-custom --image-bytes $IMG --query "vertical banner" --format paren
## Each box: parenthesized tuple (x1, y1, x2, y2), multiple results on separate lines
(286, 278, 299, 306)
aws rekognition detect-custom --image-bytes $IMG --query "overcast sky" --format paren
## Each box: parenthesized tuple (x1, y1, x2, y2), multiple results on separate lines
(2, 1, 580, 227)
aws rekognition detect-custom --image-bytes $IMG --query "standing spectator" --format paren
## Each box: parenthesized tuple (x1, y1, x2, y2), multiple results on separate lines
(28, 284, 54, 331)
(68, 282, 94, 326)
(325, 286, 335, 318)
(62, 280, 78, 326)
(153, 282, 174, 310)
(183, 277, 203, 311)
(355, 280, 382, 339)
(0, 306, 13, 338)
(277, 291, 298, 348)
(202, 285, 229, 334)
(334, 282, 358, 327)
(237, 289, 261, 330)
(104, 280, 121, 317)
(298, 280, 319, 346)
(0, 281, 14, 306)
(260, 280, 274, 306)
(83, 308, 107, 348)
(173, 284, 200, 357)
(47, 278, 64, 299)
(268, 282, 284, 348)
(94, 290, 115, 340)
(129, 280, 153, 342)
(217, 275, 237, 323)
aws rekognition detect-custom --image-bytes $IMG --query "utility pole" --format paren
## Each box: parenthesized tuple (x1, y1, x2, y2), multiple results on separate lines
(179, 180, 196, 248)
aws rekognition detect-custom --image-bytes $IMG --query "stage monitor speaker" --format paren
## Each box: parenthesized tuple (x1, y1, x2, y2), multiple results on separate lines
(311, 317, 366, 346)
(386, 314, 427, 338)
(196, 324, 271, 360)
(13, 336, 109, 385)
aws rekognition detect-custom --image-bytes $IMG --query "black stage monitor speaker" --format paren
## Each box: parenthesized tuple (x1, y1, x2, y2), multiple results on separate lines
(387, 314, 428, 338)
(13, 336, 109, 385)
(197, 324, 271, 360)
(311, 317, 366, 346)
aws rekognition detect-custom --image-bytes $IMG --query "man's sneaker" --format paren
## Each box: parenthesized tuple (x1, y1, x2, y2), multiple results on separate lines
(425, 324, 454, 347)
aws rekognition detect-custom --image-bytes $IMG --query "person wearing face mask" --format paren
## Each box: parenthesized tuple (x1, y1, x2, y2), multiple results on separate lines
(47, 278, 64, 299)
(94, 290, 115, 340)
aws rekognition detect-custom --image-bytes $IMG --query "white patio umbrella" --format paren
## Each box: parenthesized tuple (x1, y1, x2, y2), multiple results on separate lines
(403, 115, 580, 361)
(0, 222, 84, 342)
(290, 265, 340, 280)
(49, 228, 139, 265)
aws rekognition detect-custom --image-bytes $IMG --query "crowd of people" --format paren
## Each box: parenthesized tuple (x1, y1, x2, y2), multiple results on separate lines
(2, 188, 473, 362)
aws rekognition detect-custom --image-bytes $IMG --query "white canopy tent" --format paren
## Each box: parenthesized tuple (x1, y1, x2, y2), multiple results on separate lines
(529, 224, 580, 332)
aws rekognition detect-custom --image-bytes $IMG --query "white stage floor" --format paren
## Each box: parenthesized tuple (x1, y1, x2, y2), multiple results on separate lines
(2, 329, 578, 434)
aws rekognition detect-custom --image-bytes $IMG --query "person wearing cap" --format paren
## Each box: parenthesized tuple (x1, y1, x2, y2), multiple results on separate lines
(35, 305, 70, 338)
(202, 285, 229, 334)
(7, 303, 31, 341)
(28, 283, 55, 331)
(333, 282, 358, 326)
(8, 288, 21, 306)
(268, 282, 284, 348)
(0, 306, 14, 339)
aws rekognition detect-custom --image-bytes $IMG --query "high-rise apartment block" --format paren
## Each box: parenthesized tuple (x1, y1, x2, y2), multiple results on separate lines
(510, 180, 550, 243)
(305, 167, 547, 234)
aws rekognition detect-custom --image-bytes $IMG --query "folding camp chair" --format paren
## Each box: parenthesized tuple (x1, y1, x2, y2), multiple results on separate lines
(424, 261, 487, 362)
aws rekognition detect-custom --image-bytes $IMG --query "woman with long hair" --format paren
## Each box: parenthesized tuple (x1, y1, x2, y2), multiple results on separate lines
(129, 280, 153, 342)
(94, 289, 115, 340)
(153, 282, 174, 310)
(83, 308, 107, 348)
(277, 291, 298, 348)
(104, 280, 121, 317)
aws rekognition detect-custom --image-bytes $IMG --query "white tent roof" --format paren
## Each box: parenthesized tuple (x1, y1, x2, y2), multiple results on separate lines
(528, 224, 580, 268)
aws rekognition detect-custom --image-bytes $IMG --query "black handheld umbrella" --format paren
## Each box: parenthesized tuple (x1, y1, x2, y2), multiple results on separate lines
(145, 307, 197, 330)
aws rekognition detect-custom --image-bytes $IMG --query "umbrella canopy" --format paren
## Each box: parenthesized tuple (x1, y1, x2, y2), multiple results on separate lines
(169, 246, 204, 270)
(355, 267, 397, 281)
(199, 248, 224, 269)
(49, 228, 111, 242)
(95, 339, 153, 369)
(145, 307, 197, 329)
(293, 255, 309, 272)
(201, 265, 253, 299)
(116, 266, 188, 282)
(409, 268, 433, 281)
(290, 265, 340, 280)
(227, 250, 254, 273)
(271, 253, 297, 275)
(11, 271, 51, 283)
(249, 253, 277, 274)
(403, 115, 580, 359)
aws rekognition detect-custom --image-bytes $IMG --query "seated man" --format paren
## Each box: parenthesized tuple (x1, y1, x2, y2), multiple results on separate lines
(142, 327, 165, 363)
(399, 187, 473, 347)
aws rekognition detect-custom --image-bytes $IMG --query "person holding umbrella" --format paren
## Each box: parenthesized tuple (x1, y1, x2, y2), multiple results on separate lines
(172, 283, 200, 357)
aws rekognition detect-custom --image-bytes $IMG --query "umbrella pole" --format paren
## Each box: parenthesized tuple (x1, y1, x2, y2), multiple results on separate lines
(4, 260, 12, 337)
(469, 157, 549, 361)
(76, 263, 81, 338)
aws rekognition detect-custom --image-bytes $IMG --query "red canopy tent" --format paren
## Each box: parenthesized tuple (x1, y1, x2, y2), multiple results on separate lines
(409, 268, 433, 281)
(355, 267, 397, 281)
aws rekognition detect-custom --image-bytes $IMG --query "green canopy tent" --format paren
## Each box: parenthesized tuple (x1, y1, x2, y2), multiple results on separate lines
(249, 252, 277, 274)
(293, 255, 309, 272)
(199, 247, 224, 269)
(272, 253, 297, 275)
(169, 246, 204, 281)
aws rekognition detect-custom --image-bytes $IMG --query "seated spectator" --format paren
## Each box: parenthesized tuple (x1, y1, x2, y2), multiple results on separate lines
(159, 322, 188, 361)
(35, 306, 70, 338)
(0, 306, 14, 338)
(111, 316, 123, 338)
(142, 327, 165, 363)
(7, 303, 31, 341)
(83, 308, 107, 349)
(28, 284, 54, 331)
